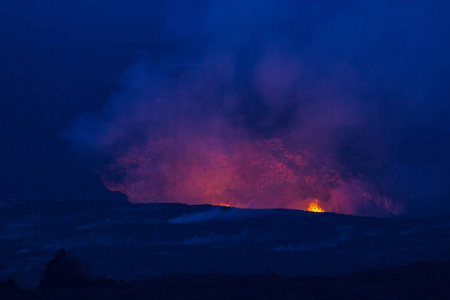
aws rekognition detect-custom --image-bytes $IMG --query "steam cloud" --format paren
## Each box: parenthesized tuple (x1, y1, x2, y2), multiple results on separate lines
(68, 0, 449, 217)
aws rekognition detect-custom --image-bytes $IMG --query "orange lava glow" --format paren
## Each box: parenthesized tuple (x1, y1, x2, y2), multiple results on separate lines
(100, 136, 403, 216)
(101, 137, 337, 207)
(307, 199, 325, 213)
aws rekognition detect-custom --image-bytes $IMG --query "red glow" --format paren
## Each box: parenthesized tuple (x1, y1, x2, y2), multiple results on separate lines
(100, 135, 402, 216)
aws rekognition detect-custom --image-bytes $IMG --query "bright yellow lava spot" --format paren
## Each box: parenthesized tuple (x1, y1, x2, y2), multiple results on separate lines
(307, 199, 324, 213)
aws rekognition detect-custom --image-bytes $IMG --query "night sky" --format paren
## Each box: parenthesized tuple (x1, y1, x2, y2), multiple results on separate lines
(1, 0, 450, 218)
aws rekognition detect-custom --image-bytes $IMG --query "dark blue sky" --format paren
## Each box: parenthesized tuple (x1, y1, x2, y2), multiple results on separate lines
(1, 0, 450, 217)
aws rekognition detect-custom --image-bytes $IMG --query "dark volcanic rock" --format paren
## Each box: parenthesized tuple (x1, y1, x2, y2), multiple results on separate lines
(2, 200, 450, 289)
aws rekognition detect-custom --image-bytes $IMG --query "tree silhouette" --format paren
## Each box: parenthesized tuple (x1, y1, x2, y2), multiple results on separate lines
(40, 248, 90, 288)
(0, 278, 19, 290)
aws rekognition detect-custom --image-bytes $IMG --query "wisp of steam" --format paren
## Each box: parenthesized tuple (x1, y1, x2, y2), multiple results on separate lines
(68, 0, 450, 217)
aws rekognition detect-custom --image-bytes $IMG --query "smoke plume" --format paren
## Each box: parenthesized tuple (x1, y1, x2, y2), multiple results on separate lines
(67, 0, 450, 216)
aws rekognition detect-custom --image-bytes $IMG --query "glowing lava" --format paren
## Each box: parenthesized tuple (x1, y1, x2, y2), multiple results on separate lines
(99, 136, 403, 216)
(307, 199, 324, 213)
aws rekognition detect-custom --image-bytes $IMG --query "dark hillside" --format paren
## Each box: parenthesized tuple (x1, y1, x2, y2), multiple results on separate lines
(2, 260, 449, 299)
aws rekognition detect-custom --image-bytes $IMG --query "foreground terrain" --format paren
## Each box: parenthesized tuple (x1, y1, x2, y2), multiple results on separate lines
(2, 260, 450, 299)
(2, 199, 450, 290)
